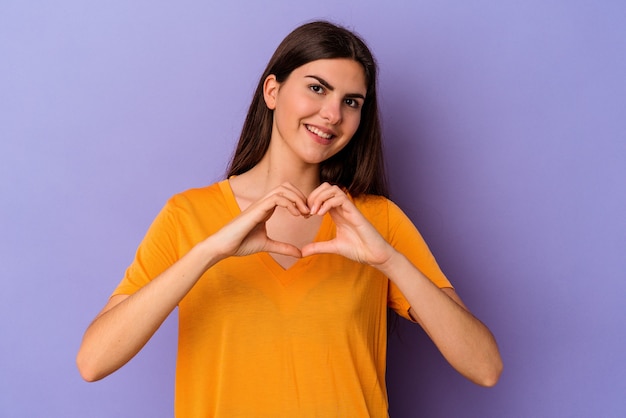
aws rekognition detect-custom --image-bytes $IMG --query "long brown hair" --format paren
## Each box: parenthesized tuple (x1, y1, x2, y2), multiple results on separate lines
(227, 21, 388, 198)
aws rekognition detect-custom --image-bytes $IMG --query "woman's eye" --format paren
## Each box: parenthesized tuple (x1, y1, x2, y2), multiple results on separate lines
(309, 84, 324, 94)
(344, 98, 360, 109)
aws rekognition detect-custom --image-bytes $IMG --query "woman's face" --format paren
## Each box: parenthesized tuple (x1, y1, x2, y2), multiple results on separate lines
(263, 58, 367, 166)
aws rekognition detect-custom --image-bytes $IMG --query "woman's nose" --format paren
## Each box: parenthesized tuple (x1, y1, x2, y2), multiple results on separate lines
(319, 99, 342, 125)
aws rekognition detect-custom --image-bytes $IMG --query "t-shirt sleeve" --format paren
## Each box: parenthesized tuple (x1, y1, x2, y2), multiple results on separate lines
(385, 199, 452, 321)
(111, 197, 181, 297)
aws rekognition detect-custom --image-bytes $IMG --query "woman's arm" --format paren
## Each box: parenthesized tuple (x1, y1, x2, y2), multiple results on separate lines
(76, 183, 310, 382)
(377, 252, 502, 386)
(76, 240, 223, 382)
(302, 183, 503, 386)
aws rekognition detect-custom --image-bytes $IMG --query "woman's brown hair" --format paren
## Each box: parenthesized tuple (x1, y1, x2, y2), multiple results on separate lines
(227, 21, 388, 198)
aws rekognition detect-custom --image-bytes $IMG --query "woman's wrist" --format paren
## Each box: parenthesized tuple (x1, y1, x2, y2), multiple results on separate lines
(369, 246, 404, 277)
(194, 235, 230, 270)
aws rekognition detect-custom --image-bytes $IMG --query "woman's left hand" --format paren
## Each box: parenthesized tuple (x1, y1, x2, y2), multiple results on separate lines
(301, 183, 395, 266)
(302, 184, 503, 387)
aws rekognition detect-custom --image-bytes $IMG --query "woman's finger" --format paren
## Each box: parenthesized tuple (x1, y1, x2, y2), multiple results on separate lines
(246, 187, 310, 223)
(263, 239, 302, 258)
(300, 240, 337, 258)
(308, 183, 347, 215)
(266, 194, 306, 217)
(266, 183, 311, 216)
(218, 182, 313, 258)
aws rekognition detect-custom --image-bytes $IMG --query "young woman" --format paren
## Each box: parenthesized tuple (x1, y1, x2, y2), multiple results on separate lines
(77, 20, 502, 417)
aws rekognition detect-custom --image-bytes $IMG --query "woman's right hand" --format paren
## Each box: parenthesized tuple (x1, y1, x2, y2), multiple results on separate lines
(76, 182, 311, 382)
(209, 182, 311, 260)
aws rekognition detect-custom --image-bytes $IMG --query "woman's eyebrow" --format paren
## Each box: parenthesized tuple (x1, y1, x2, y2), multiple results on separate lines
(305, 75, 366, 99)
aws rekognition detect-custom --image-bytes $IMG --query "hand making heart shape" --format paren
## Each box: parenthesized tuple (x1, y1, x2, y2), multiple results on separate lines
(209, 182, 396, 268)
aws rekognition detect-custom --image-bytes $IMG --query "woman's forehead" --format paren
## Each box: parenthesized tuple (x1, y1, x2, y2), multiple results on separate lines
(290, 59, 367, 93)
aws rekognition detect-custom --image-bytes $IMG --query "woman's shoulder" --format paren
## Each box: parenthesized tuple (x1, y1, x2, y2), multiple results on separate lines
(353, 193, 411, 228)
(165, 180, 230, 211)
(352, 193, 394, 223)
(352, 193, 390, 210)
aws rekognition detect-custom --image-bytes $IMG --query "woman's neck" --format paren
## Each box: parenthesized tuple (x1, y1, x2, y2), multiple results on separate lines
(230, 154, 321, 203)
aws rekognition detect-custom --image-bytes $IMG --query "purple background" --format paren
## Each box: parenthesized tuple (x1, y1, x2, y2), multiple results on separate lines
(1, 1, 625, 417)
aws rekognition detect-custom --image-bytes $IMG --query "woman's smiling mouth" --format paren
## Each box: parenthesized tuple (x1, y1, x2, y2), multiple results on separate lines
(306, 124, 335, 140)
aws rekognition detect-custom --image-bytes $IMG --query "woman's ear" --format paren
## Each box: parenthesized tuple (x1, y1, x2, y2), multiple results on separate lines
(263, 75, 279, 110)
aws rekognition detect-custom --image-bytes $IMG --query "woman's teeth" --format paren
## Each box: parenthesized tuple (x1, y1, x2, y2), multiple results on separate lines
(306, 125, 333, 139)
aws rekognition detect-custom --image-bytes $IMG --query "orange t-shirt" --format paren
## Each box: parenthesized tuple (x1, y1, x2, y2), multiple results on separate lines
(113, 180, 451, 417)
